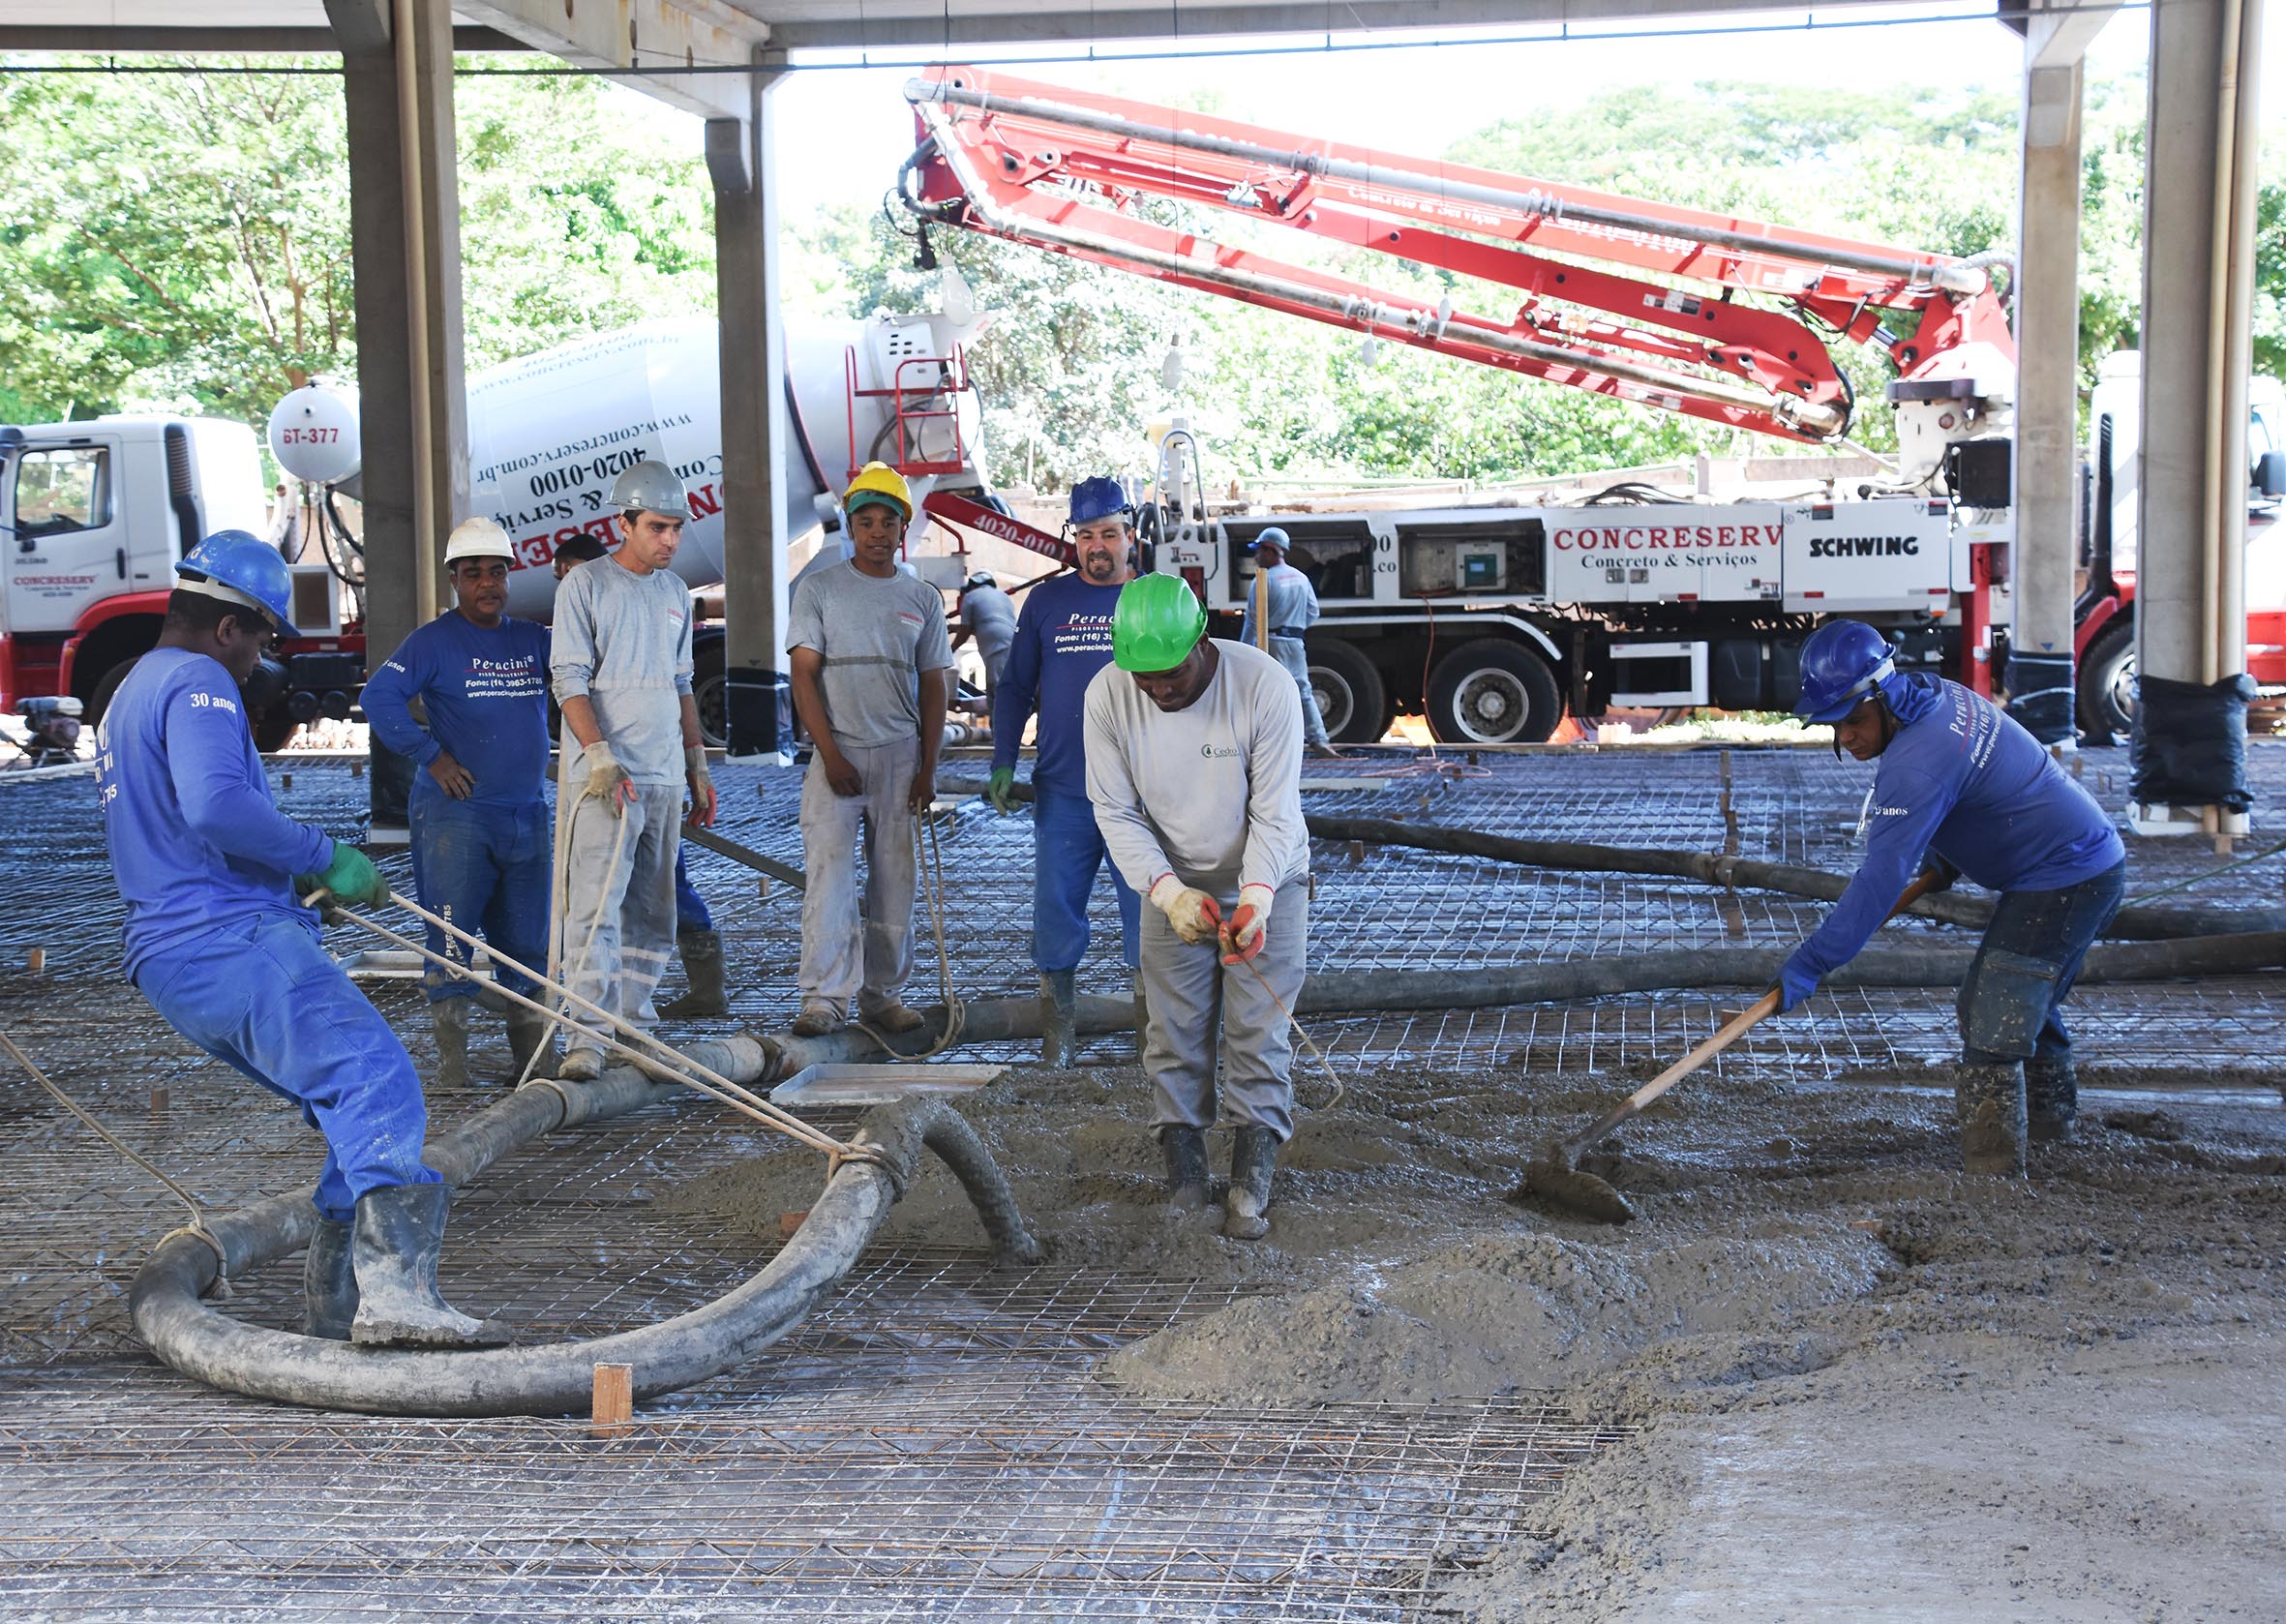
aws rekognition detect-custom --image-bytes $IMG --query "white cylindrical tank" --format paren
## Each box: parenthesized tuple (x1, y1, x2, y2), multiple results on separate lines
(274, 313, 987, 622)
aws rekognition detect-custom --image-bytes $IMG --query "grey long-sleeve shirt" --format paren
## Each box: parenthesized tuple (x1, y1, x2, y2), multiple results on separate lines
(549, 554, 695, 786)
(1082, 639, 1308, 898)
(1239, 561, 1320, 644)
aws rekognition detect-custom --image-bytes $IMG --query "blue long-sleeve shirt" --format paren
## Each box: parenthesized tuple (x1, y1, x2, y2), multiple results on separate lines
(991, 575, 1126, 797)
(1783, 675, 2125, 996)
(96, 647, 335, 979)
(1239, 561, 1320, 644)
(361, 612, 552, 809)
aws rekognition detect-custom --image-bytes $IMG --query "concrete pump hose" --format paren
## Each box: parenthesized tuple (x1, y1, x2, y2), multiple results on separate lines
(130, 1068, 1039, 1417)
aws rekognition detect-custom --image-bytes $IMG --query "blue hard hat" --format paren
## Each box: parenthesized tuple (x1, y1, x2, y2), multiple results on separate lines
(176, 530, 298, 637)
(1248, 526, 1291, 555)
(1794, 619, 1897, 723)
(1068, 476, 1130, 526)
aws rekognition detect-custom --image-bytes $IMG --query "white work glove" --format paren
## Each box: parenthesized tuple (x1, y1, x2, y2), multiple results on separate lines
(684, 744, 717, 827)
(1220, 883, 1275, 965)
(581, 740, 634, 815)
(1148, 874, 1222, 946)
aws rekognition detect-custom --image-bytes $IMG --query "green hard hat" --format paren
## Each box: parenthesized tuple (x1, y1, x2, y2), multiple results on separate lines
(1112, 573, 1208, 674)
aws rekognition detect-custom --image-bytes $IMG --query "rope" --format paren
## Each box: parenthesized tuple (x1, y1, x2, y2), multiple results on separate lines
(851, 804, 968, 1060)
(318, 888, 879, 1170)
(0, 1025, 233, 1297)
(2122, 832, 2286, 908)
(510, 796, 631, 1094)
(1227, 939, 1346, 1114)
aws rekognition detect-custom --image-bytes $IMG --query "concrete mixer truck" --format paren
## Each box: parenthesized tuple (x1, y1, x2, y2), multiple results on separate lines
(0, 311, 989, 749)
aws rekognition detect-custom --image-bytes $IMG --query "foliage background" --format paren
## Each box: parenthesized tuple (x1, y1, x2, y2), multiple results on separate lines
(0, 58, 2274, 492)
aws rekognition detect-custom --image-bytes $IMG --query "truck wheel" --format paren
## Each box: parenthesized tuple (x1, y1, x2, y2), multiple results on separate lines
(2077, 619, 2136, 744)
(85, 657, 138, 729)
(1426, 639, 1563, 745)
(1307, 638, 1391, 744)
(692, 639, 727, 750)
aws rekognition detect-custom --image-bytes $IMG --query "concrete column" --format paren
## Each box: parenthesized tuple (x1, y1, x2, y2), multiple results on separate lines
(709, 55, 794, 758)
(2006, 56, 2085, 745)
(2131, 0, 2262, 836)
(329, 0, 468, 829)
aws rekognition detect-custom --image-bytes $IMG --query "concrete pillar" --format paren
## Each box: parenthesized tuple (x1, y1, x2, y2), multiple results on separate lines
(708, 55, 794, 758)
(329, 0, 469, 828)
(2006, 57, 2085, 745)
(2131, 0, 2262, 836)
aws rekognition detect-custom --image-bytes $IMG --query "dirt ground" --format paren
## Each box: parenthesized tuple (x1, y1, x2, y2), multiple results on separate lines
(669, 1043, 2286, 1621)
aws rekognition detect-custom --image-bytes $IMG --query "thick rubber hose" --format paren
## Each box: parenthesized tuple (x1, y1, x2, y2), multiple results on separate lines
(129, 1046, 1038, 1417)
(936, 773, 2266, 941)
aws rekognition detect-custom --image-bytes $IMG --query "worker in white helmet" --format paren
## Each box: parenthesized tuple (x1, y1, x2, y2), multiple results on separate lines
(1239, 527, 1340, 757)
(548, 461, 719, 1080)
(363, 517, 557, 1086)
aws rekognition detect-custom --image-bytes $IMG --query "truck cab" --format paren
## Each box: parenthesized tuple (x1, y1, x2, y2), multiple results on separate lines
(0, 415, 267, 719)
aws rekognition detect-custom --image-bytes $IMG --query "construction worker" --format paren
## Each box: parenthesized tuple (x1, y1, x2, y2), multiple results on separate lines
(362, 517, 555, 1087)
(1239, 526, 1339, 758)
(787, 462, 952, 1038)
(549, 462, 718, 1080)
(953, 569, 1018, 707)
(95, 531, 501, 1347)
(554, 531, 726, 1019)
(986, 476, 1143, 1063)
(1084, 573, 1308, 1240)
(1776, 619, 2126, 1176)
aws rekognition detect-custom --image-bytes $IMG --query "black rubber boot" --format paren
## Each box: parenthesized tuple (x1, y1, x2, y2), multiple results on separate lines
(1224, 1125, 1280, 1241)
(1955, 1062, 2029, 1177)
(348, 1184, 509, 1349)
(301, 1218, 358, 1340)
(2026, 1057, 2078, 1143)
(1039, 970, 1078, 1066)
(1160, 1125, 1209, 1213)
(505, 1006, 556, 1082)
(658, 929, 730, 1019)
(432, 998, 470, 1090)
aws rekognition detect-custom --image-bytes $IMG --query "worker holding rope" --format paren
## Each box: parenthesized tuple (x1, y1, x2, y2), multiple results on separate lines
(94, 532, 504, 1348)
(1085, 573, 1309, 1240)
(549, 462, 718, 1081)
(1776, 619, 2126, 1177)
(787, 463, 952, 1038)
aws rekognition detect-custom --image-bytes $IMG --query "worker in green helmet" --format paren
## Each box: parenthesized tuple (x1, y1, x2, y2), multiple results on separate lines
(1082, 573, 1308, 1241)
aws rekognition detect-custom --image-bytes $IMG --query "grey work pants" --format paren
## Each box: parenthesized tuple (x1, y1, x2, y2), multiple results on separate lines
(1140, 873, 1309, 1142)
(561, 781, 682, 1064)
(1268, 636, 1330, 747)
(797, 736, 921, 1017)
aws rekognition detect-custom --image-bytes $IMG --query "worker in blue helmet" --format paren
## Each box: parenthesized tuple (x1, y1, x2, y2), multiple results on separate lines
(95, 532, 504, 1349)
(983, 474, 1145, 1063)
(1238, 527, 1339, 757)
(1775, 618, 2126, 1177)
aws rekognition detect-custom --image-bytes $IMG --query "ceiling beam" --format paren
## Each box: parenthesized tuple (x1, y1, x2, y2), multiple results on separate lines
(452, 0, 767, 119)
(0, 23, 526, 52)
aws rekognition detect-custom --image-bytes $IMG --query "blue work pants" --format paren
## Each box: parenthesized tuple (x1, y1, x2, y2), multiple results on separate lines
(1032, 786, 1141, 975)
(675, 847, 713, 933)
(408, 791, 551, 1004)
(134, 914, 439, 1224)
(1957, 859, 2127, 1067)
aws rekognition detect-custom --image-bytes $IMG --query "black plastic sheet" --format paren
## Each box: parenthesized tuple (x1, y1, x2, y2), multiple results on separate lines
(2131, 671, 2256, 811)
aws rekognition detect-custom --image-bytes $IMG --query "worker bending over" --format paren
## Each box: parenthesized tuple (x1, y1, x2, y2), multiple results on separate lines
(97, 532, 501, 1347)
(364, 518, 555, 1086)
(549, 462, 718, 1080)
(986, 476, 1144, 1063)
(1777, 619, 2126, 1175)
(954, 569, 1017, 709)
(1239, 527, 1339, 757)
(787, 463, 952, 1038)
(555, 532, 726, 1019)
(1085, 574, 1308, 1240)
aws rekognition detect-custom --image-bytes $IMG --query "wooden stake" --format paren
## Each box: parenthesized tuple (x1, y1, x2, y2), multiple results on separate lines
(26, 947, 44, 974)
(590, 1363, 633, 1436)
(149, 1086, 168, 1113)
(281, 772, 292, 790)
(777, 1210, 810, 1239)
(350, 760, 364, 778)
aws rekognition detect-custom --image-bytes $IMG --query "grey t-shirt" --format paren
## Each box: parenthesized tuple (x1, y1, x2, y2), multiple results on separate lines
(961, 584, 1018, 665)
(787, 560, 955, 749)
(549, 554, 695, 786)
(1083, 639, 1308, 897)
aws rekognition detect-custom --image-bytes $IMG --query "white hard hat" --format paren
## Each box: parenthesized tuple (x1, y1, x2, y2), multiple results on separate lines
(444, 517, 514, 563)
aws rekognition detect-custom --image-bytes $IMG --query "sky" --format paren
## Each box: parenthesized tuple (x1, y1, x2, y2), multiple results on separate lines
(721, 1, 2229, 223)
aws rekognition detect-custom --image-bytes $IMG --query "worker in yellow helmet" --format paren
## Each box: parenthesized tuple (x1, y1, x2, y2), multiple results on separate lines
(786, 463, 953, 1038)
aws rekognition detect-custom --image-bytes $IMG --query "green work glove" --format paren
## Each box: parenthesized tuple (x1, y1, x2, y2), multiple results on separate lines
(293, 840, 387, 911)
(985, 766, 1019, 816)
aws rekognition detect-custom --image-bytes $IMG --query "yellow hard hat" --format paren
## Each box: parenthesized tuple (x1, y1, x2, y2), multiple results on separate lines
(843, 461, 914, 523)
